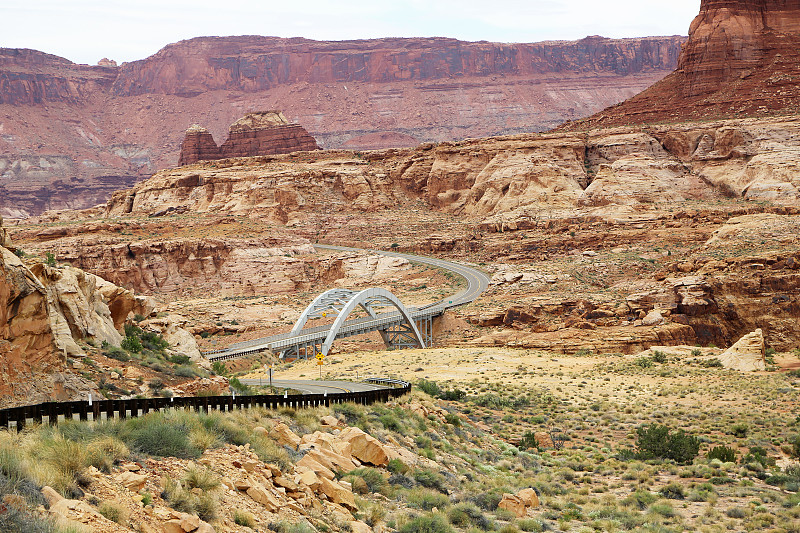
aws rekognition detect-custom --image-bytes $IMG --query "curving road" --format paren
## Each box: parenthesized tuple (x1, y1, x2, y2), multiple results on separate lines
(204, 244, 490, 360)
(313, 244, 490, 309)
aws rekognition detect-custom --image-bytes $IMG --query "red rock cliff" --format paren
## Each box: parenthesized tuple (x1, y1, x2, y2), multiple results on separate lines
(178, 111, 319, 165)
(0, 35, 684, 216)
(565, 0, 800, 128)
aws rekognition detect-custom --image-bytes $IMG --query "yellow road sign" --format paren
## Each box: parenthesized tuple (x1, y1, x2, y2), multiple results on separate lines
(317, 360, 323, 366)
(316, 352, 324, 361)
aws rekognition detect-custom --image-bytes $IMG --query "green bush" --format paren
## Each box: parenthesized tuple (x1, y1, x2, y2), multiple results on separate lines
(98, 501, 127, 524)
(652, 350, 668, 364)
(707, 445, 736, 463)
(234, 510, 256, 527)
(211, 361, 228, 376)
(388, 459, 410, 475)
(406, 488, 450, 510)
(658, 482, 685, 500)
(447, 502, 492, 529)
(347, 467, 386, 493)
(622, 490, 657, 510)
(44, 252, 57, 267)
(123, 415, 200, 458)
(400, 514, 454, 533)
(413, 469, 446, 492)
(635, 357, 653, 368)
(518, 430, 539, 451)
(634, 424, 700, 464)
(121, 335, 142, 353)
(417, 379, 442, 397)
(729, 423, 749, 438)
(444, 413, 461, 427)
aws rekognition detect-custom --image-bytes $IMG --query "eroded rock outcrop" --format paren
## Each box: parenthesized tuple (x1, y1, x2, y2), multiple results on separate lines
(567, 0, 800, 128)
(1, 35, 684, 217)
(178, 112, 319, 166)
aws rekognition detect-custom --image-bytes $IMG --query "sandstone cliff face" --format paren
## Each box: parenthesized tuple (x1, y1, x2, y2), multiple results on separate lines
(178, 111, 319, 165)
(106, 116, 800, 227)
(0, 35, 683, 216)
(567, 0, 800, 128)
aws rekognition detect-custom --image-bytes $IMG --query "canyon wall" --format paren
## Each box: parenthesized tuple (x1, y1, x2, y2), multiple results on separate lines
(106, 116, 800, 227)
(0, 35, 684, 217)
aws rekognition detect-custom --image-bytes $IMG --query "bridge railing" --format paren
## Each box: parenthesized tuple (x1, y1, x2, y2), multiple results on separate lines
(0, 381, 411, 431)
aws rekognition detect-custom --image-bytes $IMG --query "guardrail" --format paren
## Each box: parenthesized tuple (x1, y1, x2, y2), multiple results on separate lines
(0, 380, 411, 430)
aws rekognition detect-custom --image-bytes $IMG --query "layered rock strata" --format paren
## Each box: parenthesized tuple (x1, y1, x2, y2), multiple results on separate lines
(178, 111, 319, 165)
(566, 0, 800, 128)
(108, 116, 800, 228)
(1, 35, 684, 216)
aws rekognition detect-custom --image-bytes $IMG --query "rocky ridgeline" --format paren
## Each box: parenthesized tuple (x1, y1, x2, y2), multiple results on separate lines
(178, 112, 320, 165)
(108, 117, 800, 228)
(0, 35, 683, 217)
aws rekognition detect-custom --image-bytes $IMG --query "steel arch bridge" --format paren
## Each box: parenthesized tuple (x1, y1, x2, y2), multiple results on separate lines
(281, 287, 427, 359)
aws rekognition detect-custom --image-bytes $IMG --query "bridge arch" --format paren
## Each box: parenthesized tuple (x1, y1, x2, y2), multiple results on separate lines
(320, 288, 426, 355)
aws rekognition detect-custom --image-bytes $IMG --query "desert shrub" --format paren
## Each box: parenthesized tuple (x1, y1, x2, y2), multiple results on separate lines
(518, 431, 539, 451)
(406, 488, 450, 510)
(122, 414, 200, 459)
(701, 358, 723, 368)
(725, 506, 748, 519)
(791, 435, 800, 458)
(98, 501, 127, 524)
(140, 331, 169, 351)
(211, 361, 228, 376)
(387, 459, 410, 475)
(652, 350, 668, 364)
(44, 252, 57, 267)
(707, 445, 736, 463)
(174, 366, 198, 378)
(658, 482, 685, 500)
(471, 394, 510, 409)
(635, 357, 653, 368)
(729, 423, 749, 438)
(234, 510, 256, 527)
(103, 346, 130, 362)
(0, 481, 60, 532)
(182, 465, 220, 492)
(228, 377, 251, 394)
(399, 513, 454, 533)
(444, 413, 461, 426)
(249, 435, 290, 470)
(347, 467, 386, 493)
(148, 379, 165, 391)
(622, 490, 658, 510)
(418, 379, 442, 397)
(517, 518, 544, 532)
(648, 502, 676, 518)
(199, 412, 249, 446)
(743, 446, 775, 467)
(634, 424, 700, 464)
(86, 436, 129, 472)
(169, 354, 191, 365)
(121, 335, 142, 353)
(379, 413, 403, 432)
(413, 469, 446, 492)
(439, 389, 466, 401)
(448, 502, 492, 529)
(690, 348, 702, 356)
(470, 490, 504, 511)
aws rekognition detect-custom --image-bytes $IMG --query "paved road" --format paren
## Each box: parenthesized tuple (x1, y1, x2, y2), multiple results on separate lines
(204, 244, 490, 360)
(238, 379, 388, 394)
(313, 244, 491, 309)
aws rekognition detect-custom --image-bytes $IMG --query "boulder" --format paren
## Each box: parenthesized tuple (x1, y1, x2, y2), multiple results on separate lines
(339, 426, 389, 466)
(498, 488, 539, 518)
(115, 471, 147, 491)
(642, 309, 665, 326)
(246, 483, 281, 512)
(319, 477, 357, 511)
(719, 329, 766, 371)
(270, 422, 301, 448)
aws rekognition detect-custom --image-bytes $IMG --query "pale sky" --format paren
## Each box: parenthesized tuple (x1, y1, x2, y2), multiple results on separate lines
(4, 0, 700, 65)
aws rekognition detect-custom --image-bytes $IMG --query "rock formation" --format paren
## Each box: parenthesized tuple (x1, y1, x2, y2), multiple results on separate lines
(0, 35, 684, 216)
(106, 116, 800, 228)
(566, 0, 800, 128)
(718, 329, 766, 371)
(178, 112, 319, 165)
